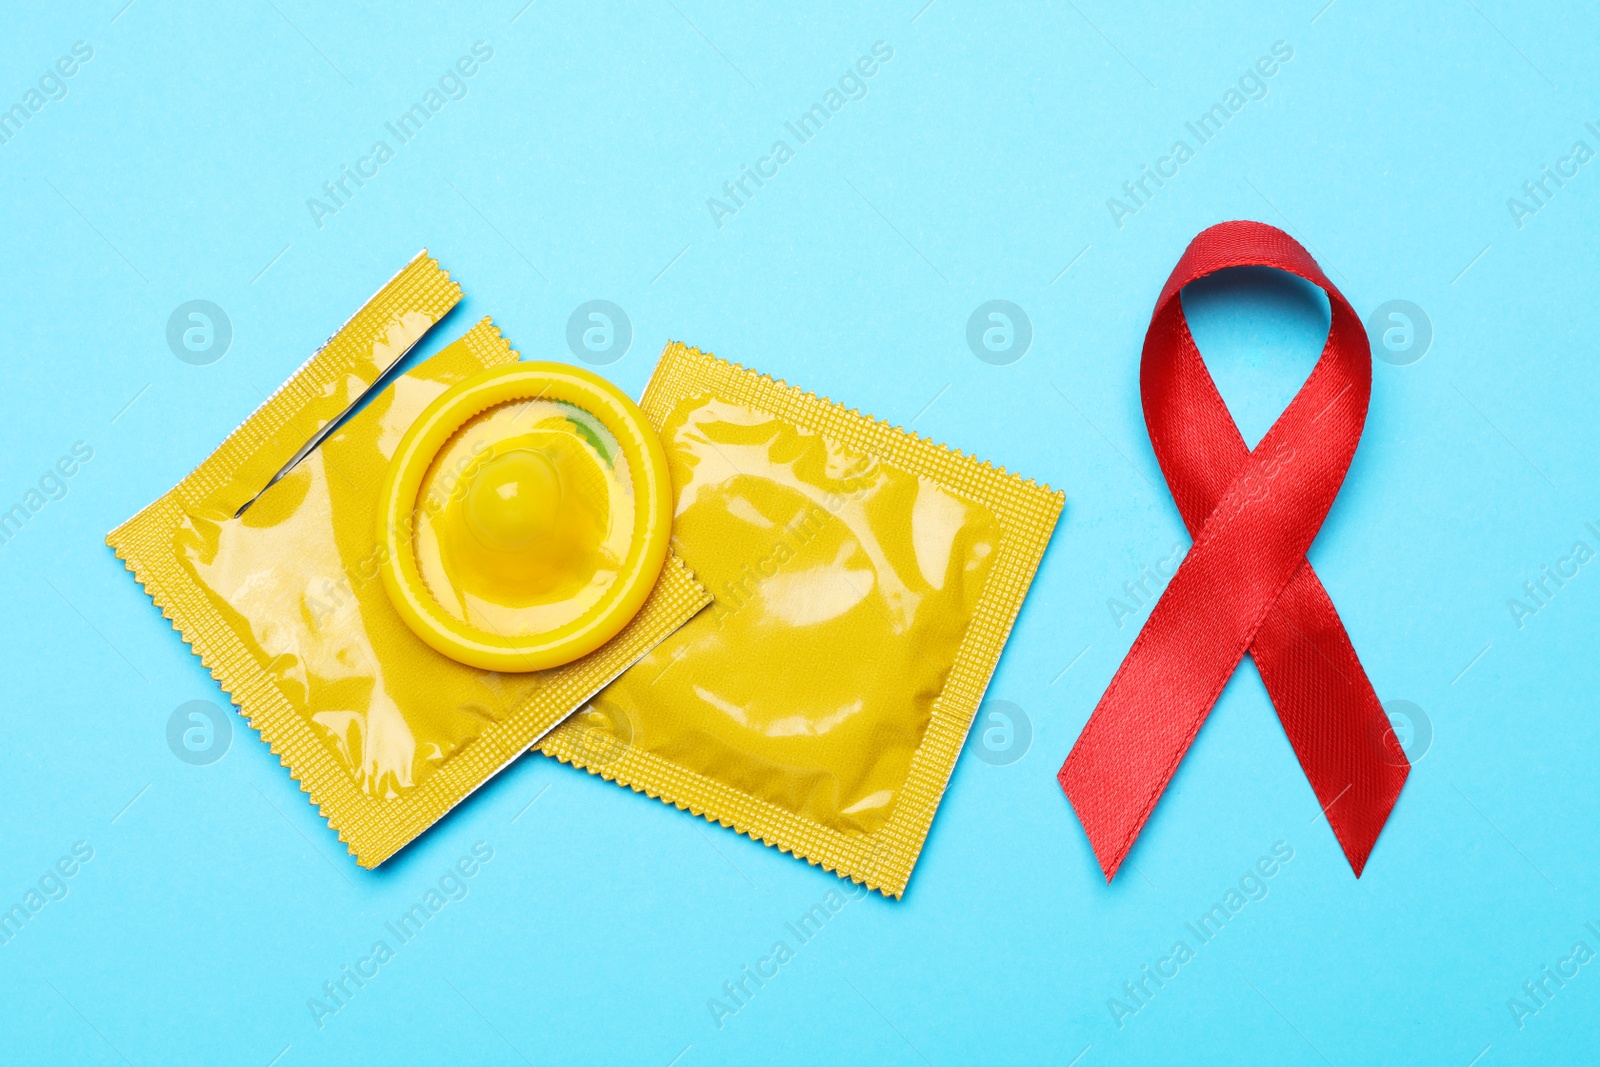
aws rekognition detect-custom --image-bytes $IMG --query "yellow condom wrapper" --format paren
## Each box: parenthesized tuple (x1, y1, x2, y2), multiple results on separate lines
(539, 343, 1062, 896)
(108, 255, 709, 867)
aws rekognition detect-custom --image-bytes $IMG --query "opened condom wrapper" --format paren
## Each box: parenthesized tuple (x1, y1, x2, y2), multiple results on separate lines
(539, 343, 1062, 896)
(108, 254, 709, 866)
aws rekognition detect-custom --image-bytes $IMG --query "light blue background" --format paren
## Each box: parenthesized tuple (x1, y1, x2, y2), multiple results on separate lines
(2, 1, 1596, 1064)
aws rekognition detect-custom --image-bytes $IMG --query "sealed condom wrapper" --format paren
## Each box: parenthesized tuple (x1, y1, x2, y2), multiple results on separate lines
(108, 255, 710, 866)
(539, 343, 1062, 896)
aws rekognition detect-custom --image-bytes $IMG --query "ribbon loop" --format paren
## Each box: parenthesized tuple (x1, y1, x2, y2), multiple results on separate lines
(1059, 220, 1407, 882)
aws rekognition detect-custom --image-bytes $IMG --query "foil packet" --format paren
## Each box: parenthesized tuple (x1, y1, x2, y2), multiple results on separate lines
(109, 255, 709, 866)
(539, 343, 1061, 896)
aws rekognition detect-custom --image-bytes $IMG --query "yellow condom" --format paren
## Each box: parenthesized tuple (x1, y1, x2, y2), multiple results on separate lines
(108, 255, 709, 867)
(539, 343, 1062, 896)
(377, 363, 673, 672)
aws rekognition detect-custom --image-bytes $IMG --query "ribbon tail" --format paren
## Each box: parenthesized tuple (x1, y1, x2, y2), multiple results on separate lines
(1251, 568, 1410, 876)
(1058, 763, 1142, 883)
(1058, 652, 1230, 883)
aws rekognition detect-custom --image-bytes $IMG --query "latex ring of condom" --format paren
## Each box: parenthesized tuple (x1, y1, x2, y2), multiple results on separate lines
(377, 362, 672, 672)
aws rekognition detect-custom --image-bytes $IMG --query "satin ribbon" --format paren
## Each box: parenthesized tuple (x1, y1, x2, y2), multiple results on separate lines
(1058, 220, 1408, 881)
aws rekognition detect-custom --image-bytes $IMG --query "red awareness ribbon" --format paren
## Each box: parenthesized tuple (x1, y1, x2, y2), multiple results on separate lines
(1058, 220, 1408, 882)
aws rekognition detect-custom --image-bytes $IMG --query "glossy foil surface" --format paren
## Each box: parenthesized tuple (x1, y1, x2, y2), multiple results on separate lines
(590, 395, 1000, 835)
(175, 351, 597, 801)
